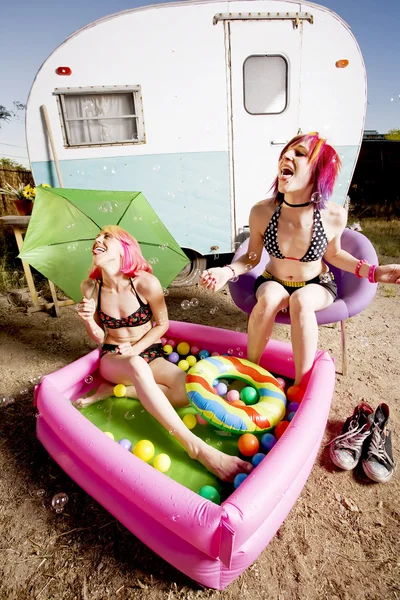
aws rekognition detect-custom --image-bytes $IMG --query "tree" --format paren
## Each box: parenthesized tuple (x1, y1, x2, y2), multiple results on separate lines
(385, 129, 400, 140)
(0, 157, 28, 171)
(0, 101, 26, 128)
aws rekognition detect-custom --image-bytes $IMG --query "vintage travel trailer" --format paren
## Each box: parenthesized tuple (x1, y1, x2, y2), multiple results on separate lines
(26, 0, 367, 282)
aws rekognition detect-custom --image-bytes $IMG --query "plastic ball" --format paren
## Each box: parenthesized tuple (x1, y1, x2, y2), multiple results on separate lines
(196, 414, 208, 425)
(166, 339, 176, 348)
(161, 337, 167, 346)
(198, 349, 210, 360)
(215, 382, 228, 396)
(153, 453, 171, 472)
(238, 433, 259, 457)
(133, 439, 155, 462)
(168, 352, 179, 363)
(233, 473, 248, 489)
(186, 355, 197, 367)
(275, 376, 286, 390)
(226, 390, 240, 403)
(182, 413, 197, 429)
(288, 411, 296, 422)
(275, 420, 290, 439)
(287, 401, 300, 413)
(118, 438, 132, 451)
(286, 385, 304, 403)
(177, 341, 190, 356)
(190, 345, 200, 355)
(213, 379, 219, 386)
(251, 452, 266, 467)
(260, 433, 277, 453)
(113, 384, 126, 397)
(163, 344, 173, 355)
(178, 359, 189, 371)
(211, 352, 219, 356)
(104, 431, 114, 440)
(240, 386, 259, 405)
(199, 485, 221, 505)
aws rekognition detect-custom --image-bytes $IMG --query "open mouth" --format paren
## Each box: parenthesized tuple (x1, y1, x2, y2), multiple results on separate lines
(93, 247, 106, 255)
(280, 167, 294, 178)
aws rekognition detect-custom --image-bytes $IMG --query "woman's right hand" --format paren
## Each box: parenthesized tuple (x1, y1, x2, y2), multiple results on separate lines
(199, 267, 231, 292)
(76, 297, 96, 322)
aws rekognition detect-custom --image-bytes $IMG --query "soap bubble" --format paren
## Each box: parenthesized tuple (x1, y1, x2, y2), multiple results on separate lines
(85, 376, 93, 384)
(181, 300, 191, 310)
(248, 252, 257, 261)
(163, 288, 169, 296)
(124, 411, 135, 420)
(227, 348, 234, 355)
(190, 298, 199, 307)
(51, 492, 69, 514)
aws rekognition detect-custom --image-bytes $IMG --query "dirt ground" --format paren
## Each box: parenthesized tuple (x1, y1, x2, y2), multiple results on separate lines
(0, 281, 399, 600)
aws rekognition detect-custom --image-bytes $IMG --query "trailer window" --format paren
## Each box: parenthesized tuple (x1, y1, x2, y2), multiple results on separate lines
(55, 87, 145, 147)
(243, 55, 287, 115)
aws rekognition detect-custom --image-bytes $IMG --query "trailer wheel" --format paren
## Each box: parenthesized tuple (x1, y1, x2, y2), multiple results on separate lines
(169, 252, 206, 288)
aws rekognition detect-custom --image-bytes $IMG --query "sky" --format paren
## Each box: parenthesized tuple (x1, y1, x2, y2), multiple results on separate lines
(1, 0, 399, 168)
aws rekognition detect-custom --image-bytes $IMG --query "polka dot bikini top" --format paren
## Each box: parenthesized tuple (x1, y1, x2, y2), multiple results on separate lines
(97, 279, 153, 329)
(263, 204, 328, 262)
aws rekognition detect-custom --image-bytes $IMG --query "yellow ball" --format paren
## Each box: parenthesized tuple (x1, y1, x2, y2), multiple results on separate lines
(186, 355, 197, 367)
(177, 341, 190, 355)
(153, 453, 171, 473)
(133, 439, 155, 462)
(113, 384, 126, 397)
(178, 359, 189, 371)
(104, 431, 114, 440)
(183, 413, 197, 430)
(163, 344, 173, 355)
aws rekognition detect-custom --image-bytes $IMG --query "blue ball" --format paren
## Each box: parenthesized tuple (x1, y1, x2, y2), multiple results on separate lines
(168, 351, 180, 363)
(288, 411, 296, 422)
(287, 401, 300, 413)
(233, 473, 248, 489)
(215, 382, 228, 396)
(198, 349, 210, 359)
(213, 379, 219, 387)
(251, 452, 266, 467)
(260, 433, 277, 453)
(118, 438, 132, 452)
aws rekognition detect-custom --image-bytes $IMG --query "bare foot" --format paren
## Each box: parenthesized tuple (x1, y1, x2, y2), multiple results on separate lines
(73, 383, 137, 408)
(194, 442, 253, 482)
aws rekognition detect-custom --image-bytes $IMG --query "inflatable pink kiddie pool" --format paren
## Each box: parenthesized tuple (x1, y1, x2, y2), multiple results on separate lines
(34, 320, 335, 589)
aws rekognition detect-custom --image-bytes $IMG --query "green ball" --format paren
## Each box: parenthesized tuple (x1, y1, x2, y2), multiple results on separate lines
(240, 386, 259, 405)
(198, 485, 221, 505)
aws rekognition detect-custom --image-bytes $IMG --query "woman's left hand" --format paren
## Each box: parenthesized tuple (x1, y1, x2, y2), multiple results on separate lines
(375, 264, 400, 285)
(117, 342, 141, 356)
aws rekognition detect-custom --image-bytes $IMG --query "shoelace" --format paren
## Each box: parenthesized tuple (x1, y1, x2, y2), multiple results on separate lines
(365, 426, 394, 466)
(326, 420, 370, 452)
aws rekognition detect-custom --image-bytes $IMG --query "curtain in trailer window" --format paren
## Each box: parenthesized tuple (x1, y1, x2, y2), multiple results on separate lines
(64, 94, 138, 144)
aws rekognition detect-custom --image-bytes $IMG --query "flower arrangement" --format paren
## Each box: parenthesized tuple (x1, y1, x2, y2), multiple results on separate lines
(0, 182, 51, 215)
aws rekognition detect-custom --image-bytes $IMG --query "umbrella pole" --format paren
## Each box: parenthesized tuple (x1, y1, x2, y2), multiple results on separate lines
(40, 104, 64, 316)
(40, 104, 64, 188)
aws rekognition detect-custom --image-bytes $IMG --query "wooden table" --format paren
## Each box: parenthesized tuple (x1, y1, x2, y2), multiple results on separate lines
(0, 215, 74, 316)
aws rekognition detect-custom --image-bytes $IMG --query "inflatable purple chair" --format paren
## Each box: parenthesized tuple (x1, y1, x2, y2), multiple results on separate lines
(229, 228, 378, 375)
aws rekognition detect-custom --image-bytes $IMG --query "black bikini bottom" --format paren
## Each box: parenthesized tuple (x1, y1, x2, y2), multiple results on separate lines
(254, 270, 338, 300)
(100, 342, 165, 363)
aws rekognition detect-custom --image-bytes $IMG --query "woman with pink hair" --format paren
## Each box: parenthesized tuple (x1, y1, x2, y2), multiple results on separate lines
(200, 133, 400, 401)
(75, 225, 252, 482)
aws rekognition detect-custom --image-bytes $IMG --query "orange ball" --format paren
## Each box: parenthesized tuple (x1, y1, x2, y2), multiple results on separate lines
(238, 433, 260, 457)
(286, 385, 304, 403)
(275, 420, 290, 439)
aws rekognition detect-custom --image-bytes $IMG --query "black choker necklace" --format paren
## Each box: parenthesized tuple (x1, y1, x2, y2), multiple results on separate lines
(282, 199, 312, 208)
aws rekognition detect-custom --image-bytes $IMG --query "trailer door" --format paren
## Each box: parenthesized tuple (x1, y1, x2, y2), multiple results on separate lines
(223, 14, 309, 238)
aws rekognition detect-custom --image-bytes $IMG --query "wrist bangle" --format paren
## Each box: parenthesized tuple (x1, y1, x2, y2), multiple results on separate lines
(354, 259, 368, 278)
(224, 264, 237, 280)
(368, 264, 377, 283)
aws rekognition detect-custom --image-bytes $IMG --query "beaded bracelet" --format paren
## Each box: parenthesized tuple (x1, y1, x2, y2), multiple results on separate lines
(224, 264, 237, 280)
(354, 259, 368, 279)
(368, 265, 377, 283)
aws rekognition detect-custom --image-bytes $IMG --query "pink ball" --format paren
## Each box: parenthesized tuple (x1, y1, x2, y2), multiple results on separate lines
(226, 390, 240, 403)
(161, 337, 167, 346)
(196, 414, 208, 425)
(275, 377, 286, 390)
(211, 351, 219, 356)
(190, 345, 200, 355)
(167, 339, 176, 348)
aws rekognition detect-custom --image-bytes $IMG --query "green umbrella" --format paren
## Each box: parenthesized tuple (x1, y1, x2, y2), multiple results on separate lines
(19, 187, 190, 303)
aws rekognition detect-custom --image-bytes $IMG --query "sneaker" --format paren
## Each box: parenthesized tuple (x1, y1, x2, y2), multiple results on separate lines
(362, 403, 395, 483)
(328, 402, 374, 470)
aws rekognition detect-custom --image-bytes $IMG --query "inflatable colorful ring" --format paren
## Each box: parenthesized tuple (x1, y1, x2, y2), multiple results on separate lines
(185, 355, 286, 434)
